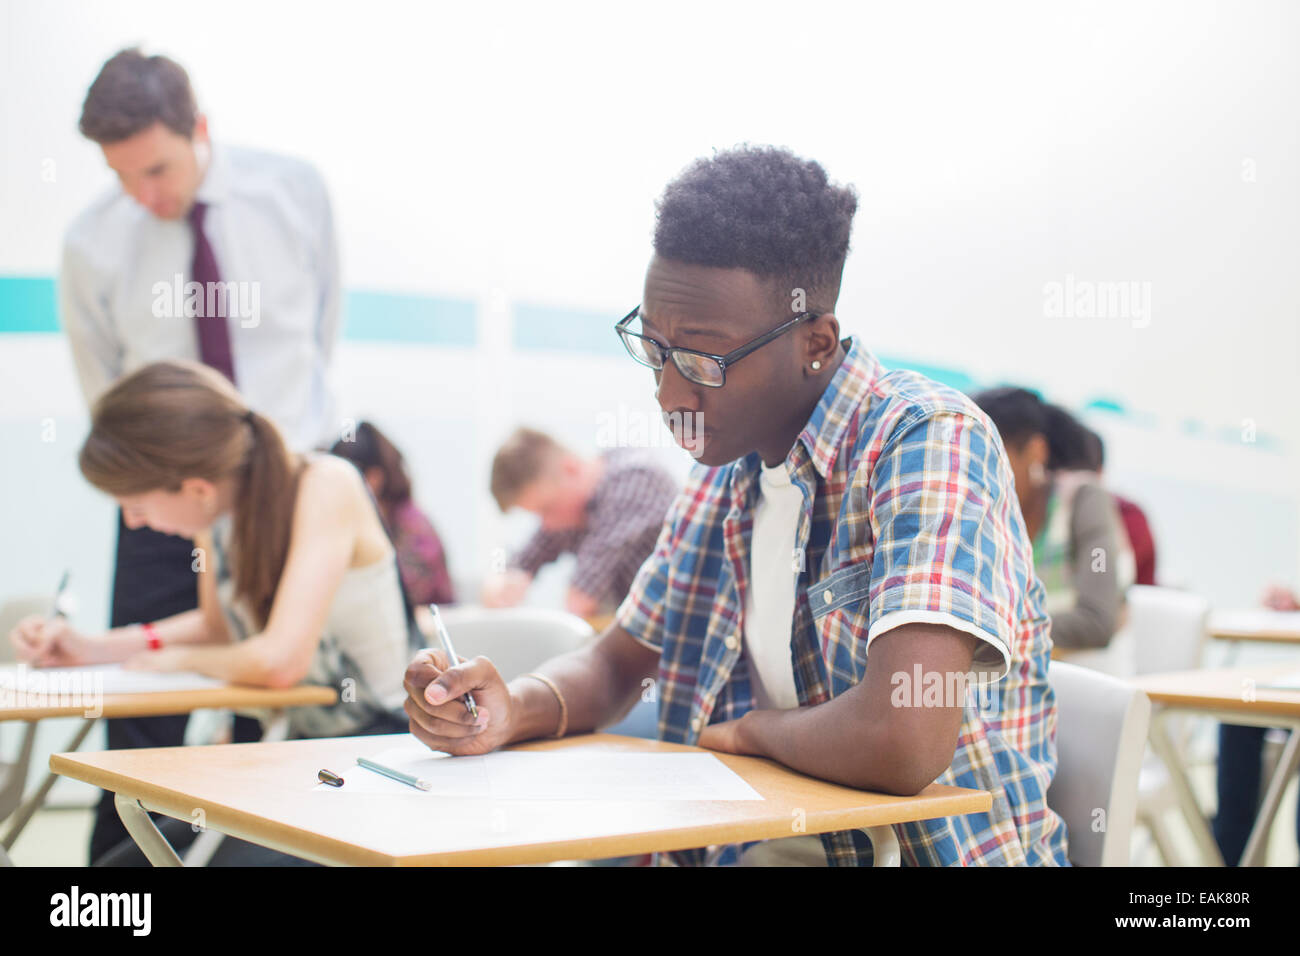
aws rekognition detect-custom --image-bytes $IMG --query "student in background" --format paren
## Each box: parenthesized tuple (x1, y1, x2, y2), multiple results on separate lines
(8, 361, 416, 864)
(482, 428, 678, 620)
(407, 146, 1068, 866)
(61, 48, 341, 862)
(972, 388, 1131, 652)
(330, 421, 455, 606)
(1079, 427, 1158, 587)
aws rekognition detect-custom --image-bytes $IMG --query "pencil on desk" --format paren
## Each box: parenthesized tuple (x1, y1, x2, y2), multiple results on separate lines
(357, 756, 432, 791)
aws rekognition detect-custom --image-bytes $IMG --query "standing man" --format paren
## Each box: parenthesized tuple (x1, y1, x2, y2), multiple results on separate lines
(483, 427, 679, 620)
(404, 146, 1069, 866)
(61, 48, 341, 863)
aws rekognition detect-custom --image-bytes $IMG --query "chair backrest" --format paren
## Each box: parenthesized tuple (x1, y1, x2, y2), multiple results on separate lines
(1126, 585, 1209, 676)
(433, 606, 595, 682)
(1046, 660, 1152, 866)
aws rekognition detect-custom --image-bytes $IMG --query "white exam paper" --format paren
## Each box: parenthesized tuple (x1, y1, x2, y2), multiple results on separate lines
(1259, 669, 1300, 691)
(0, 662, 224, 696)
(314, 742, 764, 801)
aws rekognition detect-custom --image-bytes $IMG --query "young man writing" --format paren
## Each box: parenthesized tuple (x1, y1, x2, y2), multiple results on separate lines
(405, 146, 1069, 866)
(482, 428, 679, 619)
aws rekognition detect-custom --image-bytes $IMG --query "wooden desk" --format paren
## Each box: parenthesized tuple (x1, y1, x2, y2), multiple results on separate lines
(1, 682, 335, 864)
(51, 732, 992, 867)
(1132, 664, 1300, 866)
(0, 684, 336, 723)
(1207, 610, 1300, 645)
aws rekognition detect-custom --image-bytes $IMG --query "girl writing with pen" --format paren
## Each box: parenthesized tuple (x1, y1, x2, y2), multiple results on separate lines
(8, 359, 428, 743)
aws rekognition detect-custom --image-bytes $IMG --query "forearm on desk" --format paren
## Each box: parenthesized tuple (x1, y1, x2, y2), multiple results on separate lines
(738, 695, 946, 796)
(737, 623, 976, 795)
(160, 634, 289, 686)
(505, 627, 651, 744)
(98, 609, 214, 660)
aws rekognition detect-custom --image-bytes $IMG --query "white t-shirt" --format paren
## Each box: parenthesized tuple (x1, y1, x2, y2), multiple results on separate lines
(743, 459, 805, 711)
(740, 459, 829, 866)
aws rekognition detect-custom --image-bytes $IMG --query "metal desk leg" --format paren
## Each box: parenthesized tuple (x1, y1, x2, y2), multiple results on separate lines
(1240, 727, 1300, 867)
(1146, 707, 1224, 866)
(182, 709, 290, 867)
(1, 718, 98, 851)
(115, 794, 183, 867)
(862, 825, 900, 866)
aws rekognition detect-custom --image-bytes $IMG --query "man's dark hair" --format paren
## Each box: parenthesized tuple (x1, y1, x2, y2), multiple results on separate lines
(653, 145, 859, 311)
(79, 48, 197, 144)
(971, 386, 1049, 451)
(1084, 427, 1105, 471)
(1043, 403, 1099, 471)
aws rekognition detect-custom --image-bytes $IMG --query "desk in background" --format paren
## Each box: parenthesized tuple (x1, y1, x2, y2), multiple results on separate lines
(1133, 663, 1300, 866)
(1, 676, 336, 865)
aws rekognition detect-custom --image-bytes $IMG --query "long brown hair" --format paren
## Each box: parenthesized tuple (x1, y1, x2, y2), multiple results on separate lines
(329, 421, 411, 527)
(79, 360, 302, 629)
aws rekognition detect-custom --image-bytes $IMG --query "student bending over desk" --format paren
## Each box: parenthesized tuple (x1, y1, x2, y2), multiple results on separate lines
(402, 146, 1069, 867)
(9, 361, 420, 862)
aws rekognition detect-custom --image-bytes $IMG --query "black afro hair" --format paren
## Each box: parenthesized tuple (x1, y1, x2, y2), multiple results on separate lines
(653, 145, 859, 310)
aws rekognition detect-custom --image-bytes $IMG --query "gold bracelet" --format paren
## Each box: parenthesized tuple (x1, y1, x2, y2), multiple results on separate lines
(520, 672, 567, 738)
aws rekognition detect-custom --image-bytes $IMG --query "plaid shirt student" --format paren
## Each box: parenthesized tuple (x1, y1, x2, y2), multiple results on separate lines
(615, 337, 1070, 866)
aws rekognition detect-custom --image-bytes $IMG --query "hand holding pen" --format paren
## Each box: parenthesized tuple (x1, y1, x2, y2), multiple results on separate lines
(402, 607, 514, 757)
(427, 605, 478, 719)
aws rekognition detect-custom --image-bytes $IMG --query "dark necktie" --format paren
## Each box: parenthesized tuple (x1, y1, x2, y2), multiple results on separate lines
(187, 200, 236, 383)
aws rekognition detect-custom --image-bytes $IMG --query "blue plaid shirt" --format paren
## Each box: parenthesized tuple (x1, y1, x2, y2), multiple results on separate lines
(615, 337, 1070, 866)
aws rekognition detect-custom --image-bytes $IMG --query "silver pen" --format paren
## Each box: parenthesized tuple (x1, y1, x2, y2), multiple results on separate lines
(49, 570, 70, 619)
(427, 604, 478, 719)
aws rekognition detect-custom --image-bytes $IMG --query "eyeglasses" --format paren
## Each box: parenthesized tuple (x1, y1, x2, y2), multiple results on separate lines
(615, 305, 819, 388)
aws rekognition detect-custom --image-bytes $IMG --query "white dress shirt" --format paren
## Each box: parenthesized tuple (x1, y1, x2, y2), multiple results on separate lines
(60, 142, 341, 451)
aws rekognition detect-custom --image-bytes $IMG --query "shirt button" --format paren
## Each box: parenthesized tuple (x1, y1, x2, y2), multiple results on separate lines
(823, 589, 834, 605)
(724, 635, 739, 651)
(691, 716, 703, 733)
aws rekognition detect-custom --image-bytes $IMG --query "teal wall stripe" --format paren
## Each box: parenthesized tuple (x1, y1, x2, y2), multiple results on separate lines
(0, 276, 478, 345)
(344, 290, 476, 345)
(0, 276, 58, 332)
(0, 276, 1285, 450)
(877, 354, 977, 395)
(513, 303, 623, 356)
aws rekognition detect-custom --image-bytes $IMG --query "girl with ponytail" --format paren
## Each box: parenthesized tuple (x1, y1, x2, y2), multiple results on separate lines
(9, 360, 423, 740)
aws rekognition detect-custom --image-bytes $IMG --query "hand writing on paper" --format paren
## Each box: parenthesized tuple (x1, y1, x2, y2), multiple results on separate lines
(1262, 585, 1300, 612)
(404, 649, 513, 757)
(8, 615, 97, 667)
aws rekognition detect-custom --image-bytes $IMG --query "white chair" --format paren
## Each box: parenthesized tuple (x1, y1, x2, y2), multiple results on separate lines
(433, 606, 595, 682)
(1046, 660, 1152, 866)
(0, 596, 55, 866)
(431, 606, 660, 738)
(1126, 585, 1210, 865)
